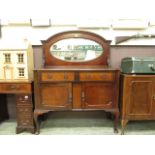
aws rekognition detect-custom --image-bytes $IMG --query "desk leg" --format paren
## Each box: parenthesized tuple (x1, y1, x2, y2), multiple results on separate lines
(0, 94, 9, 122)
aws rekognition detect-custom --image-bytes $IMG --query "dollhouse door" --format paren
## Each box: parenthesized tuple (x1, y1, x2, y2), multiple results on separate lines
(4, 66, 13, 80)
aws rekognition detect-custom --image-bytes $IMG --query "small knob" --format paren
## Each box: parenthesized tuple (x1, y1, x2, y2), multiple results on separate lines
(24, 95, 29, 99)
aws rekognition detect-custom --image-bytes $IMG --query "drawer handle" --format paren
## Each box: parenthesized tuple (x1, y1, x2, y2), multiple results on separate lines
(153, 95, 155, 100)
(64, 73, 68, 80)
(100, 74, 106, 79)
(68, 93, 72, 103)
(18, 98, 26, 103)
(10, 85, 18, 89)
(81, 92, 85, 102)
(47, 74, 53, 79)
(86, 74, 91, 79)
(106, 101, 112, 105)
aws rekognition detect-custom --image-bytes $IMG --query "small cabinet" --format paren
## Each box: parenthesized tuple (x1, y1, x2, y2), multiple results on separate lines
(120, 74, 155, 134)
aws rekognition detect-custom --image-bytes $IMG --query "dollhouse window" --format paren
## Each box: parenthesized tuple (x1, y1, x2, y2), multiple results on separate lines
(18, 68, 25, 77)
(17, 54, 24, 63)
(4, 53, 11, 63)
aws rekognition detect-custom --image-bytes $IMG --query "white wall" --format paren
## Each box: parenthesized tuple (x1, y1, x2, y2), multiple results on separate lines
(1, 19, 155, 45)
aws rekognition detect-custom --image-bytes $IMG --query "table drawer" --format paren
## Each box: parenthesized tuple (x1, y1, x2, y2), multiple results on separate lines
(79, 72, 114, 81)
(0, 83, 31, 93)
(41, 72, 75, 81)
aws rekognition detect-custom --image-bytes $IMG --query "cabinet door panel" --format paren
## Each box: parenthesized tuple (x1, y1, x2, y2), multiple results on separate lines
(82, 83, 113, 109)
(40, 83, 72, 109)
(128, 80, 153, 116)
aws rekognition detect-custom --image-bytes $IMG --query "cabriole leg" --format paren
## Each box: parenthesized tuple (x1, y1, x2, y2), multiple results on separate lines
(121, 119, 128, 135)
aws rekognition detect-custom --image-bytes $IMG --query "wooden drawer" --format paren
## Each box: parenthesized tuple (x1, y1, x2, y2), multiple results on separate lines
(17, 106, 32, 115)
(0, 83, 31, 93)
(41, 72, 74, 82)
(17, 116, 33, 126)
(79, 72, 114, 81)
(16, 95, 32, 105)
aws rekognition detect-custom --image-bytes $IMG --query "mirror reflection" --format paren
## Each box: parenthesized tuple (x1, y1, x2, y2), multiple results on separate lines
(50, 38, 103, 62)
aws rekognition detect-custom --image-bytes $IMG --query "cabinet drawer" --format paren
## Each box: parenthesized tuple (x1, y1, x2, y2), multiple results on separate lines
(41, 72, 74, 81)
(16, 95, 32, 105)
(79, 72, 114, 81)
(17, 106, 32, 115)
(17, 117, 33, 126)
(0, 83, 31, 93)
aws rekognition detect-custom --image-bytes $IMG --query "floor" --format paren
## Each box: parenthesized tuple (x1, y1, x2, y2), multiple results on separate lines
(0, 111, 155, 135)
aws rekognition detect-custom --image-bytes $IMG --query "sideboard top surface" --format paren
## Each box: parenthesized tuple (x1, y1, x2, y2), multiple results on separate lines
(34, 66, 120, 71)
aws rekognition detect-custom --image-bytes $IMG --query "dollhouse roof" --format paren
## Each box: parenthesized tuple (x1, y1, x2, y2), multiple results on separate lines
(0, 38, 30, 50)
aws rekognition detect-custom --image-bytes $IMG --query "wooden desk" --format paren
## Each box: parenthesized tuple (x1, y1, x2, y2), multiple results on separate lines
(0, 81, 34, 134)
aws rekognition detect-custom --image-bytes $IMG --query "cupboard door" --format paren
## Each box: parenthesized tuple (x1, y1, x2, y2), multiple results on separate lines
(81, 83, 113, 109)
(40, 83, 72, 109)
(126, 79, 153, 118)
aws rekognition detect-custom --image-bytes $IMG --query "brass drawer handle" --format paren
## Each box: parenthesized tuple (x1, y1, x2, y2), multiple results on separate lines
(64, 73, 68, 80)
(81, 91, 85, 102)
(106, 101, 112, 105)
(68, 93, 72, 103)
(86, 74, 91, 79)
(100, 74, 106, 79)
(47, 74, 53, 79)
(10, 85, 19, 89)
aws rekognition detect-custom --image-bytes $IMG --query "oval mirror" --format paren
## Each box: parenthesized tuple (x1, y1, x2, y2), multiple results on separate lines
(50, 38, 103, 62)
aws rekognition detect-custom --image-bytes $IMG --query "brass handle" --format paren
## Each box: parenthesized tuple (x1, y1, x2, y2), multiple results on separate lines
(100, 74, 106, 79)
(10, 85, 18, 89)
(153, 95, 155, 100)
(64, 73, 68, 80)
(81, 91, 85, 102)
(86, 74, 91, 79)
(106, 101, 112, 105)
(68, 93, 72, 103)
(47, 74, 53, 79)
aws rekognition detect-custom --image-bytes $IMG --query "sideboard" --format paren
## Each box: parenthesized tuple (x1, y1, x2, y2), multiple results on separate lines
(33, 30, 120, 134)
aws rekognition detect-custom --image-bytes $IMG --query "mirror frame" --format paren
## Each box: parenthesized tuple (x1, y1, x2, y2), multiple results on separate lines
(42, 30, 111, 66)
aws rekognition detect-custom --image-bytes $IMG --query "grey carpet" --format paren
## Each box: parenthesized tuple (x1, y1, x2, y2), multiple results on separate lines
(0, 111, 155, 135)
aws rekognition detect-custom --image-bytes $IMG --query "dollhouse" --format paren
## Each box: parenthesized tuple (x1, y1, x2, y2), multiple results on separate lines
(0, 39, 34, 81)
(0, 38, 34, 133)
